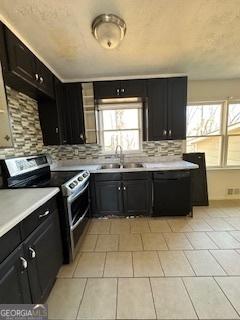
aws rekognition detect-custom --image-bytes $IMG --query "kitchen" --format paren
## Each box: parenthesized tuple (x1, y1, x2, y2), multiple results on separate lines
(1, 1, 240, 319)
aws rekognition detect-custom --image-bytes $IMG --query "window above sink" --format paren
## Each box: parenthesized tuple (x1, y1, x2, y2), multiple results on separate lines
(97, 99, 143, 153)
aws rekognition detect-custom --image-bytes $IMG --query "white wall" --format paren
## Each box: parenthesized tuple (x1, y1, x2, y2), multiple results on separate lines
(188, 79, 240, 200)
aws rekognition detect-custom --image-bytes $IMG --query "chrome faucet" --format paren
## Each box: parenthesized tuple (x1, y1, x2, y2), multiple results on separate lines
(115, 145, 124, 166)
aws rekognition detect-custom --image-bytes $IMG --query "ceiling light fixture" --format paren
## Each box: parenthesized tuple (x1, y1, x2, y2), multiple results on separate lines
(92, 14, 126, 49)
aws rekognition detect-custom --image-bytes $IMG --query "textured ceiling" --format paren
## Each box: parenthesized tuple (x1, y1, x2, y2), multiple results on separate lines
(1, 0, 240, 81)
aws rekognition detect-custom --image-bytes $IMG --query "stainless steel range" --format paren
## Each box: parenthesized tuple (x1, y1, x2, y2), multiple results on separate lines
(0, 155, 90, 262)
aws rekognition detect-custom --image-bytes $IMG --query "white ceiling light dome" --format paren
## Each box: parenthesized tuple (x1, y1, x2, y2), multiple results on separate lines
(92, 14, 126, 49)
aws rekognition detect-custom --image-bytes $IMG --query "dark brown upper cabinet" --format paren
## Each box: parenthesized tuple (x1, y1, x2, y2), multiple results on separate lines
(0, 22, 8, 73)
(35, 59, 54, 98)
(38, 80, 85, 145)
(93, 79, 146, 99)
(4, 26, 54, 98)
(147, 76, 187, 140)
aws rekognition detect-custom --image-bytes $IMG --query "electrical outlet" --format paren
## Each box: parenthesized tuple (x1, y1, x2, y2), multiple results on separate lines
(74, 149, 78, 156)
(227, 188, 240, 196)
(234, 188, 240, 195)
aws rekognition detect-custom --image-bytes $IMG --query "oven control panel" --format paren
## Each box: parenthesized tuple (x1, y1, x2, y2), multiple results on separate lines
(61, 170, 90, 196)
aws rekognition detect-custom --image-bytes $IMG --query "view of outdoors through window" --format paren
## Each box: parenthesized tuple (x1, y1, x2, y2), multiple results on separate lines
(187, 102, 240, 167)
(227, 103, 240, 166)
(101, 108, 141, 151)
(187, 104, 222, 166)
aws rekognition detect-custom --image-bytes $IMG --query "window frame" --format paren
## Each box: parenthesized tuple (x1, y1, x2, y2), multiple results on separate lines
(225, 101, 240, 167)
(186, 100, 240, 169)
(97, 104, 143, 153)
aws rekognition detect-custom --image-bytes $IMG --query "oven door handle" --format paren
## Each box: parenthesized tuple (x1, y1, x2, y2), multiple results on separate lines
(67, 182, 89, 204)
(71, 205, 89, 231)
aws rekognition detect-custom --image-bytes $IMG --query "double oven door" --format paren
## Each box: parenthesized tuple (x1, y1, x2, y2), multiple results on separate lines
(66, 181, 90, 260)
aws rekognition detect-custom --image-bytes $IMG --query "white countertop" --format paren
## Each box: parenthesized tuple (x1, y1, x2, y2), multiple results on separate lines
(51, 160, 198, 173)
(0, 188, 59, 238)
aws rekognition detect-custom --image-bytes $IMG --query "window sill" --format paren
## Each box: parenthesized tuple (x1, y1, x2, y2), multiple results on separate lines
(207, 166, 240, 171)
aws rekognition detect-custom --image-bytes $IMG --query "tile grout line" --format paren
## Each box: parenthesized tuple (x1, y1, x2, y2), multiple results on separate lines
(75, 277, 88, 319)
(208, 249, 229, 276)
(139, 233, 145, 250)
(148, 277, 157, 320)
(182, 250, 197, 277)
(131, 251, 134, 277)
(156, 250, 165, 277)
(102, 251, 107, 278)
(181, 277, 199, 320)
(228, 231, 240, 245)
(72, 252, 83, 278)
(93, 234, 99, 251)
(205, 231, 222, 249)
(213, 276, 240, 318)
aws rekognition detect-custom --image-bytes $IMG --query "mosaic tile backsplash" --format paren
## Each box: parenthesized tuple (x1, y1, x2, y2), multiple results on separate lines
(0, 87, 184, 161)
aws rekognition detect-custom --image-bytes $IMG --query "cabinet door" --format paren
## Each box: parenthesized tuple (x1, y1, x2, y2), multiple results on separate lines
(65, 83, 85, 144)
(5, 27, 36, 85)
(36, 60, 54, 98)
(38, 99, 60, 145)
(120, 79, 146, 98)
(55, 78, 69, 144)
(123, 180, 150, 215)
(0, 22, 8, 73)
(0, 245, 31, 303)
(95, 181, 123, 215)
(93, 80, 121, 99)
(147, 78, 168, 140)
(24, 211, 63, 303)
(167, 77, 187, 140)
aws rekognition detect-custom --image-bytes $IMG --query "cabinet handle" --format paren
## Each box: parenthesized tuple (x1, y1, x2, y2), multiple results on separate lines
(39, 210, 50, 218)
(29, 247, 36, 259)
(39, 76, 43, 84)
(163, 130, 167, 136)
(80, 133, 84, 140)
(123, 186, 126, 191)
(121, 88, 125, 93)
(35, 73, 39, 81)
(118, 186, 121, 191)
(116, 89, 120, 96)
(169, 129, 172, 137)
(20, 257, 28, 270)
(55, 127, 59, 134)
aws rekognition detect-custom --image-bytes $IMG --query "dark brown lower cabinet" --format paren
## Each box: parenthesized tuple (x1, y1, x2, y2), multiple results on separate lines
(0, 245, 31, 303)
(92, 173, 151, 216)
(24, 211, 63, 303)
(95, 180, 123, 215)
(0, 200, 63, 303)
(123, 179, 151, 215)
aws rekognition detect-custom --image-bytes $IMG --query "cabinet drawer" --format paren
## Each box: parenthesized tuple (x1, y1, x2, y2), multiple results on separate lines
(122, 172, 149, 180)
(0, 225, 21, 263)
(153, 171, 190, 180)
(94, 173, 121, 181)
(20, 196, 58, 240)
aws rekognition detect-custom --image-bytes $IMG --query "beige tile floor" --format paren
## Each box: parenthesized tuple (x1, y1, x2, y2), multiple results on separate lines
(48, 200, 240, 320)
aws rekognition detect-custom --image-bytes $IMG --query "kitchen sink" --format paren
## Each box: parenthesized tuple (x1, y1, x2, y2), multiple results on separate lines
(123, 163, 143, 168)
(101, 163, 121, 169)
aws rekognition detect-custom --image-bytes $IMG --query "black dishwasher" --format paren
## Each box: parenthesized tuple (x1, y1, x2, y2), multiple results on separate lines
(153, 171, 192, 217)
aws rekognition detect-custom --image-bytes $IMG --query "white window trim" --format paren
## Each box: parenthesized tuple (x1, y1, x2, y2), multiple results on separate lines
(97, 103, 143, 154)
(187, 100, 240, 169)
